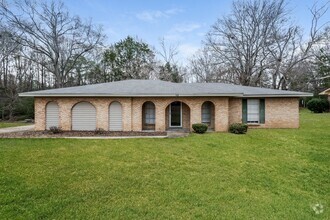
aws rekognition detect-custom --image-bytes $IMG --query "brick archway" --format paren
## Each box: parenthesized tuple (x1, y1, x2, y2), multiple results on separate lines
(165, 101, 190, 131)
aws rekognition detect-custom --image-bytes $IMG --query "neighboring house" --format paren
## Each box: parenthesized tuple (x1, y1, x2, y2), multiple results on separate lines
(19, 80, 312, 132)
(319, 88, 330, 102)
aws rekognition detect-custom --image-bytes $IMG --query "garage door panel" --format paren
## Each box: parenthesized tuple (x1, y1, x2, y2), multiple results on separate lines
(109, 102, 122, 131)
(72, 102, 96, 131)
(46, 102, 59, 129)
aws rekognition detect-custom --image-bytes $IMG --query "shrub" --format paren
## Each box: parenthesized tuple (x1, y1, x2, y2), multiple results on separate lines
(307, 98, 329, 113)
(192, 123, 208, 134)
(229, 123, 248, 134)
(94, 128, 106, 135)
(49, 126, 62, 134)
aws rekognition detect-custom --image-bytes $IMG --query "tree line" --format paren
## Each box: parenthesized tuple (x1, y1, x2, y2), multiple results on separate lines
(0, 0, 329, 120)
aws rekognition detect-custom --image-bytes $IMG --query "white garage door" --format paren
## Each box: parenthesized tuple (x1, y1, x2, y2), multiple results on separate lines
(46, 102, 59, 129)
(109, 102, 122, 131)
(72, 102, 96, 131)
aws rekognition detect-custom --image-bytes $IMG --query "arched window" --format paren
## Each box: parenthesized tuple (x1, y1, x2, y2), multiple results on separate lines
(201, 101, 215, 129)
(142, 102, 155, 130)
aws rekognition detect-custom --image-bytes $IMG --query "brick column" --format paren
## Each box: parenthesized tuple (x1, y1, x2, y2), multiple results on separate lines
(155, 102, 166, 131)
(215, 98, 229, 132)
(94, 99, 108, 130)
(130, 99, 141, 131)
(58, 99, 73, 131)
(189, 102, 201, 131)
(122, 99, 133, 131)
(34, 98, 46, 131)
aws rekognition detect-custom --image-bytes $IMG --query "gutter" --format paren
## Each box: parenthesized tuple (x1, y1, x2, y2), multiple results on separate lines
(19, 93, 245, 97)
(19, 93, 313, 98)
(242, 93, 313, 98)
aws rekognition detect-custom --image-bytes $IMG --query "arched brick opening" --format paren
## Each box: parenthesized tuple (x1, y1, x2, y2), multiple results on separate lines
(142, 101, 156, 130)
(45, 101, 59, 130)
(109, 101, 123, 131)
(201, 101, 215, 130)
(71, 101, 96, 131)
(165, 101, 190, 131)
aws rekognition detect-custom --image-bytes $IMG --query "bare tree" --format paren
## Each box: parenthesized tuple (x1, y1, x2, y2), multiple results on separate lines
(157, 38, 179, 64)
(3, 74, 19, 120)
(155, 38, 185, 82)
(267, 2, 329, 89)
(0, 0, 104, 88)
(205, 0, 328, 88)
(0, 25, 20, 88)
(189, 47, 234, 83)
(206, 0, 287, 86)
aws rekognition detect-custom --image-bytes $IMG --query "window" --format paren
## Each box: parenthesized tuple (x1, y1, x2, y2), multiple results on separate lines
(144, 102, 155, 124)
(247, 99, 260, 123)
(202, 102, 211, 125)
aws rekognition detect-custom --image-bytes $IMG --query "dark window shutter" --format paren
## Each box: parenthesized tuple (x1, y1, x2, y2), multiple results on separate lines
(242, 99, 247, 123)
(259, 99, 265, 124)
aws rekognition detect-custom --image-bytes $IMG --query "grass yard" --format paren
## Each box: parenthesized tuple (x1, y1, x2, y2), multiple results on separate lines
(0, 122, 30, 129)
(0, 110, 329, 219)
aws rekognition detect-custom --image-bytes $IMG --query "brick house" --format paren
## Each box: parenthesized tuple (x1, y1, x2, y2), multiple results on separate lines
(19, 80, 312, 132)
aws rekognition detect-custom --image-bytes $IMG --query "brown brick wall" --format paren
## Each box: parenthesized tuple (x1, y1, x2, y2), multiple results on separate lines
(122, 97, 229, 132)
(34, 96, 300, 132)
(229, 98, 242, 124)
(228, 97, 299, 128)
(35, 97, 132, 131)
(263, 97, 299, 128)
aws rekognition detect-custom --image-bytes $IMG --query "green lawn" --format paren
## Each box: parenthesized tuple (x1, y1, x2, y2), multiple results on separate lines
(0, 110, 329, 219)
(0, 121, 30, 128)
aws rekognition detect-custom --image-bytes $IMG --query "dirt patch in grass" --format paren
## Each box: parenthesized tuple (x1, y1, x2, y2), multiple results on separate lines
(0, 130, 167, 138)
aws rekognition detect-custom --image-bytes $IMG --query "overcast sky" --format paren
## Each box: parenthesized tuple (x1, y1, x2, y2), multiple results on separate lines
(65, 0, 330, 65)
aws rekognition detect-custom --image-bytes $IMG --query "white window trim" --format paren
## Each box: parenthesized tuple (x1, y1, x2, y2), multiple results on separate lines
(169, 102, 182, 127)
(247, 99, 260, 124)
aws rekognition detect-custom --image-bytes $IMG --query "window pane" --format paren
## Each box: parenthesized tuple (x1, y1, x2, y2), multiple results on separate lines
(202, 102, 211, 124)
(144, 102, 155, 124)
(247, 99, 259, 123)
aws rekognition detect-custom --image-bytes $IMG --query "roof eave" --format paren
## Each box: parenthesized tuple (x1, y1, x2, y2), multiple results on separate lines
(19, 92, 313, 98)
(19, 93, 244, 97)
(243, 93, 313, 98)
(319, 88, 330, 95)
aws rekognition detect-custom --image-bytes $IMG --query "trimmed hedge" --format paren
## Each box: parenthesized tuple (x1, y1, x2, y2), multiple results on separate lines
(229, 123, 248, 134)
(307, 98, 329, 113)
(192, 123, 208, 134)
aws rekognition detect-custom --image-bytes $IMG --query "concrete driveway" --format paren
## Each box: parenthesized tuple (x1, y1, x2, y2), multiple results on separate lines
(0, 124, 35, 134)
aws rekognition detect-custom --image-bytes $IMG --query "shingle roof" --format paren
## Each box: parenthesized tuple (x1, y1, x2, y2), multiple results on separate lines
(19, 79, 312, 97)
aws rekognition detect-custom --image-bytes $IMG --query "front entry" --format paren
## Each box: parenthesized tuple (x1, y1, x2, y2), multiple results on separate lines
(166, 101, 190, 131)
(169, 101, 182, 127)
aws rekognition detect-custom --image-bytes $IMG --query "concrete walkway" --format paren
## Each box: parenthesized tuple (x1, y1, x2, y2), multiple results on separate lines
(63, 136, 168, 139)
(0, 124, 35, 134)
(167, 131, 190, 138)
